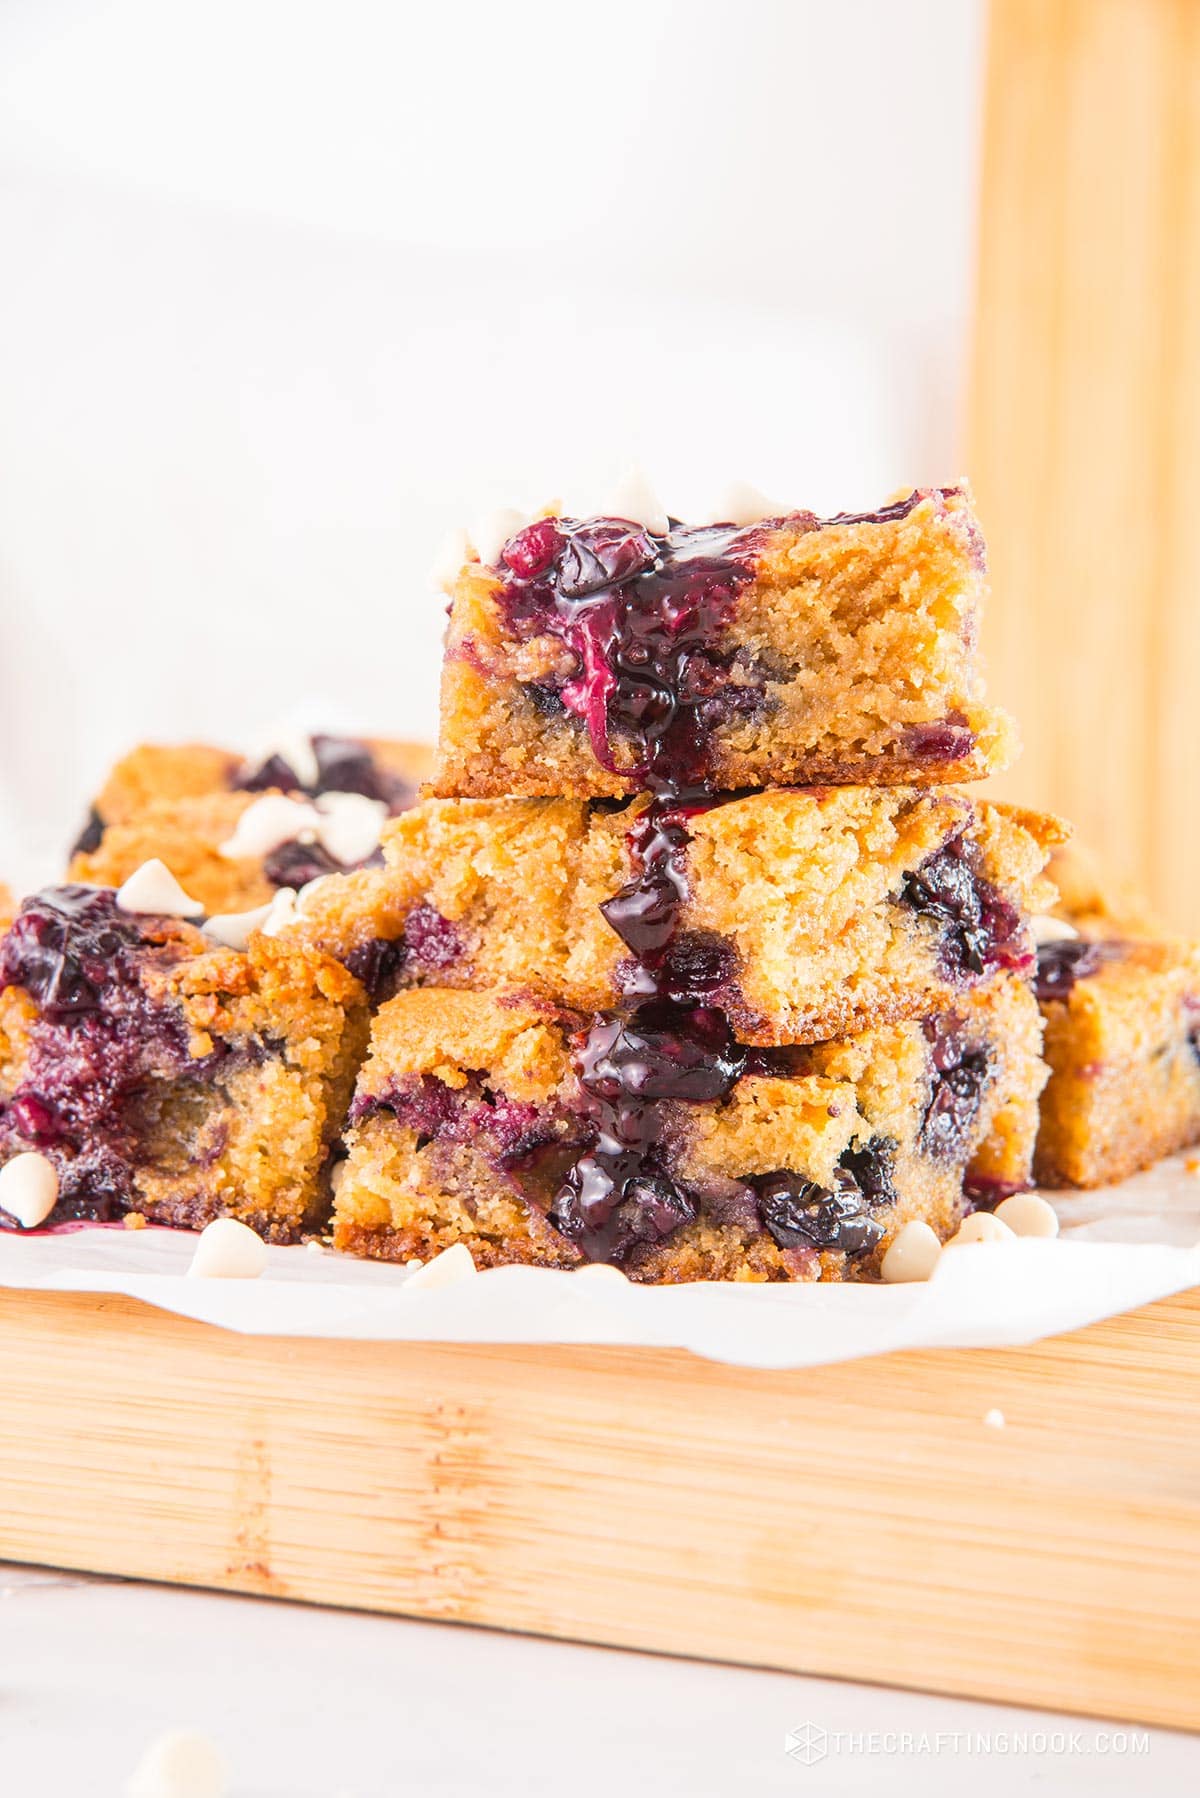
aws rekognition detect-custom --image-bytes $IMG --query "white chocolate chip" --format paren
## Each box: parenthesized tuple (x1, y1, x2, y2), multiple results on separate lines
(703, 480, 783, 527)
(115, 859, 205, 919)
(573, 1261, 629, 1283)
(1031, 913, 1079, 946)
(201, 901, 273, 951)
(468, 507, 530, 569)
(240, 730, 320, 791)
(126, 1727, 228, 1798)
(602, 465, 669, 535)
(430, 526, 472, 592)
(945, 1211, 1016, 1248)
(879, 1218, 942, 1283)
(0, 1151, 59, 1229)
(983, 1408, 1006, 1430)
(405, 1242, 477, 1289)
(313, 792, 388, 867)
(187, 1217, 268, 1280)
(259, 887, 301, 938)
(995, 1191, 1060, 1238)
(219, 794, 322, 861)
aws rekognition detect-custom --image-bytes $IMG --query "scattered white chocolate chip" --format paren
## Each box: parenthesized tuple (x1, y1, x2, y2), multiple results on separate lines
(983, 1408, 1006, 1430)
(201, 901, 273, 952)
(260, 887, 301, 938)
(468, 507, 530, 569)
(240, 730, 320, 791)
(945, 1211, 1017, 1248)
(219, 794, 322, 861)
(305, 1238, 326, 1255)
(703, 479, 784, 527)
(1030, 913, 1078, 945)
(126, 1727, 228, 1798)
(187, 1217, 268, 1280)
(994, 1191, 1060, 1238)
(0, 1150, 59, 1230)
(405, 1242, 477, 1289)
(602, 465, 669, 535)
(116, 859, 205, 919)
(313, 792, 388, 866)
(430, 525, 472, 592)
(879, 1218, 942, 1283)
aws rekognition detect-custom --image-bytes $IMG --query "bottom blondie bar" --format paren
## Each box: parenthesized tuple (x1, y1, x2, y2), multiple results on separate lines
(0, 885, 368, 1237)
(332, 975, 1044, 1282)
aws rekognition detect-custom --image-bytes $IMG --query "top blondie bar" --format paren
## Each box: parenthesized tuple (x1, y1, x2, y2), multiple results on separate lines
(433, 484, 1015, 799)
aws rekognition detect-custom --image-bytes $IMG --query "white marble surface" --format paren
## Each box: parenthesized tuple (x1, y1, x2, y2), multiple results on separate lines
(1, 1564, 1195, 1795)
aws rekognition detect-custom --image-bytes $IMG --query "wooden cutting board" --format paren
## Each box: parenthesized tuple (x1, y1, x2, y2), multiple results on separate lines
(1, 1284, 1198, 1731)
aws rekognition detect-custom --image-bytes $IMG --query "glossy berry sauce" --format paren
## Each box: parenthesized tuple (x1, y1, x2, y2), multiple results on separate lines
(546, 1001, 896, 1266)
(497, 517, 768, 795)
(0, 887, 223, 1224)
(900, 832, 1029, 982)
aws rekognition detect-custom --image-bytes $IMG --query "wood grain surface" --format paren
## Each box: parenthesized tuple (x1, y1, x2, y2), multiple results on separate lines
(1, 1286, 1198, 1730)
(970, 0, 1200, 931)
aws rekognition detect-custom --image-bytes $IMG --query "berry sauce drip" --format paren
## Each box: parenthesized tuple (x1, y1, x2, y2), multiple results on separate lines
(497, 516, 765, 795)
(548, 1003, 749, 1263)
(1034, 937, 1106, 1003)
(0, 887, 224, 1224)
(919, 1014, 992, 1160)
(899, 832, 1028, 982)
(599, 802, 736, 1004)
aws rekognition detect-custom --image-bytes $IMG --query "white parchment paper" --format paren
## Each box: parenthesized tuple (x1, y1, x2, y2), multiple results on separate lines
(2, 1159, 1198, 1369)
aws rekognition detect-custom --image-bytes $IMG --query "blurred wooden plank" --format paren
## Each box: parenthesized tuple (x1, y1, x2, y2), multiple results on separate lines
(1, 1288, 1198, 1728)
(970, 0, 1200, 930)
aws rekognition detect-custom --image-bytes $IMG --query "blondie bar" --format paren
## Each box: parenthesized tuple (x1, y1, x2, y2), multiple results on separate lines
(1034, 934, 1200, 1187)
(332, 974, 1044, 1280)
(300, 787, 1060, 1042)
(71, 785, 403, 919)
(433, 487, 1014, 801)
(71, 733, 432, 854)
(0, 884, 368, 1237)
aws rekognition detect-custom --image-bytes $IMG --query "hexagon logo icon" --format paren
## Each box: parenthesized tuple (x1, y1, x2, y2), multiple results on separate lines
(785, 1723, 828, 1766)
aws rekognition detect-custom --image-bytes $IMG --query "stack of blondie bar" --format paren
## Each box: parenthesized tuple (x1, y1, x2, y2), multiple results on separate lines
(322, 485, 1062, 1279)
(8, 483, 1197, 1275)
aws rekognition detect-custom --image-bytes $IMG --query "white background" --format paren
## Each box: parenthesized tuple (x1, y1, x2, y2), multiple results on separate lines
(0, 0, 985, 889)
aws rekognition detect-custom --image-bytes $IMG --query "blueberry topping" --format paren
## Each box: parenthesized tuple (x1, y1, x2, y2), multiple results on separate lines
(497, 516, 765, 794)
(899, 833, 1027, 981)
(920, 1015, 991, 1160)
(0, 887, 232, 1223)
(1034, 937, 1105, 1003)
(402, 904, 464, 973)
(235, 734, 415, 811)
(0, 885, 161, 1020)
(753, 1166, 884, 1258)
(262, 838, 344, 891)
(838, 1135, 899, 1211)
(549, 1003, 746, 1263)
(344, 936, 409, 1004)
(69, 807, 106, 858)
(235, 751, 305, 794)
